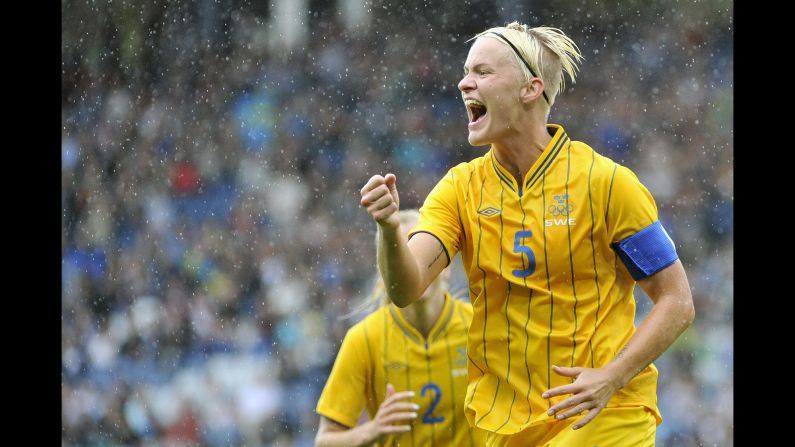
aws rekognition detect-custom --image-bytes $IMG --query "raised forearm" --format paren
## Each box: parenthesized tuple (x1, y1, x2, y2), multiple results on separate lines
(377, 224, 423, 307)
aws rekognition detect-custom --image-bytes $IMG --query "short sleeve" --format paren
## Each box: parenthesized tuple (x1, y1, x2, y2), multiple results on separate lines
(315, 324, 370, 427)
(606, 165, 659, 243)
(409, 169, 463, 265)
(606, 164, 678, 280)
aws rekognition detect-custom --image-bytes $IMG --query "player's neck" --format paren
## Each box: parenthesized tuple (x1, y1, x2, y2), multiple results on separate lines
(398, 293, 446, 338)
(492, 121, 552, 183)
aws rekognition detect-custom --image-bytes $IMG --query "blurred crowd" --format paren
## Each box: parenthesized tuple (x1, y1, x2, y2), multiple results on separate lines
(61, 0, 732, 445)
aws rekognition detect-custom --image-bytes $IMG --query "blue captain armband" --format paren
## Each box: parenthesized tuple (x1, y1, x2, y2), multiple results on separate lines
(612, 221, 678, 281)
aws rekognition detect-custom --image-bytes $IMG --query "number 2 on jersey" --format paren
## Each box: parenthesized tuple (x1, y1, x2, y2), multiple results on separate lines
(420, 383, 444, 424)
(512, 230, 536, 278)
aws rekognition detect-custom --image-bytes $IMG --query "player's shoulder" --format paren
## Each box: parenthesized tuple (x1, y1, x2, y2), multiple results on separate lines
(347, 306, 391, 341)
(452, 297, 473, 313)
(570, 139, 608, 168)
(447, 153, 489, 178)
(451, 297, 475, 324)
(570, 139, 636, 183)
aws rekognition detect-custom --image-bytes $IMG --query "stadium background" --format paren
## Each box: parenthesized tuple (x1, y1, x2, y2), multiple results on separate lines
(61, 0, 733, 445)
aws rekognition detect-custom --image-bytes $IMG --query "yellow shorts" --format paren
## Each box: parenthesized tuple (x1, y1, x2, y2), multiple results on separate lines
(485, 406, 656, 447)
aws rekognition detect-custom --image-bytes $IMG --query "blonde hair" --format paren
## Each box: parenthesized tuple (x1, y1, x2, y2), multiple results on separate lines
(343, 209, 423, 319)
(472, 22, 583, 113)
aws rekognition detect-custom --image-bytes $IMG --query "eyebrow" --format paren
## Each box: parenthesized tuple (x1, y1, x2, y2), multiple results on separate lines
(463, 63, 492, 74)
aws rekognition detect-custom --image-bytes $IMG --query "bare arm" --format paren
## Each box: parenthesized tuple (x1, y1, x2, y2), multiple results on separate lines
(545, 260, 695, 429)
(315, 417, 375, 447)
(314, 385, 419, 447)
(378, 229, 447, 308)
(361, 173, 448, 307)
(606, 259, 695, 386)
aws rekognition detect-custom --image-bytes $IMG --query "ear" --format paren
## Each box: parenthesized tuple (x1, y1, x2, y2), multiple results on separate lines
(520, 77, 545, 104)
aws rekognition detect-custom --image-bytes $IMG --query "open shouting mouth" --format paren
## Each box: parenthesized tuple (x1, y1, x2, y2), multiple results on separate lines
(465, 98, 487, 126)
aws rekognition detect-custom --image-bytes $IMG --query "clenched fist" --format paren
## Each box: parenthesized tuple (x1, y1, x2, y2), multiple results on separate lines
(360, 173, 400, 229)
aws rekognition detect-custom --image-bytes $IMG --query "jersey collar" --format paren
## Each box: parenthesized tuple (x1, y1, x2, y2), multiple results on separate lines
(489, 124, 570, 195)
(389, 293, 455, 346)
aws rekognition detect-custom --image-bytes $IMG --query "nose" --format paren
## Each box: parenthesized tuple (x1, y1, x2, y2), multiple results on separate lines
(458, 73, 475, 93)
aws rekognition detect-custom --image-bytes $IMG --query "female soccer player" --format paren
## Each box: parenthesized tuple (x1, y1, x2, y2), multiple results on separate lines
(360, 22, 695, 446)
(314, 209, 484, 447)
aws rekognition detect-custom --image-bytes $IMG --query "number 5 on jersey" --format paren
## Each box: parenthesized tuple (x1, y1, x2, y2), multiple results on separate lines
(512, 230, 536, 278)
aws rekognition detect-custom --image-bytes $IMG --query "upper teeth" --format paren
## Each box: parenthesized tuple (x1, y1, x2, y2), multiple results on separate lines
(465, 99, 485, 107)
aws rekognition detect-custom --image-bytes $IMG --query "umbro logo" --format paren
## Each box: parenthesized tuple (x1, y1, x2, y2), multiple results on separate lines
(385, 362, 408, 371)
(478, 207, 501, 217)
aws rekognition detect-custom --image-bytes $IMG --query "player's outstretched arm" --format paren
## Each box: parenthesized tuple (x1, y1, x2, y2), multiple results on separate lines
(543, 260, 695, 429)
(360, 173, 447, 307)
(314, 384, 419, 447)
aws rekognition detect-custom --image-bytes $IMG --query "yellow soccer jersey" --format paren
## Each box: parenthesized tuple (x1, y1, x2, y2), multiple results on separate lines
(316, 294, 486, 446)
(409, 124, 667, 435)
